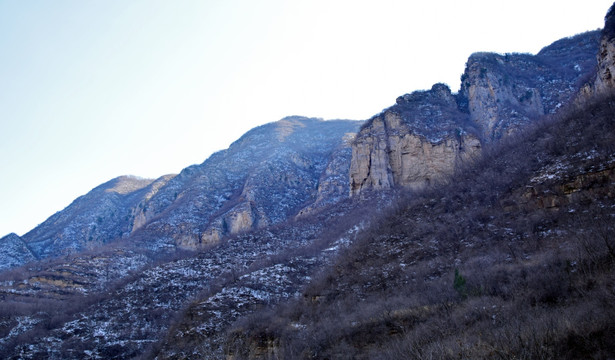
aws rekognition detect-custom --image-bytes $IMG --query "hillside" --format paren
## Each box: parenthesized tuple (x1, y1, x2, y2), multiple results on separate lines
(22, 175, 174, 258)
(222, 92, 615, 359)
(162, 22, 614, 360)
(162, 9, 615, 358)
(0, 4, 614, 360)
(0, 117, 360, 271)
(0, 233, 36, 271)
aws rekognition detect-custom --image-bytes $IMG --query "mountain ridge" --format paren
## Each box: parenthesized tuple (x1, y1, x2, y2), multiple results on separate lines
(1, 4, 614, 359)
(2, 117, 361, 269)
(350, 30, 600, 196)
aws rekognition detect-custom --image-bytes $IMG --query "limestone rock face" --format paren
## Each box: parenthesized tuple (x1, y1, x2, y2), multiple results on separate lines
(582, 6, 615, 96)
(351, 31, 600, 195)
(594, 38, 615, 93)
(297, 132, 357, 216)
(224, 202, 256, 234)
(181, 202, 261, 250)
(130, 175, 175, 233)
(350, 84, 481, 196)
(11, 117, 361, 257)
(597, 4, 615, 92)
(460, 31, 600, 142)
(349, 117, 394, 194)
(462, 53, 544, 141)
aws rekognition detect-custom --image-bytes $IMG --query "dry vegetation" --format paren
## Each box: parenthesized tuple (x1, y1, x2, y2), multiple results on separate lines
(1, 93, 612, 359)
(224, 93, 615, 359)
(1, 75, 613, 360)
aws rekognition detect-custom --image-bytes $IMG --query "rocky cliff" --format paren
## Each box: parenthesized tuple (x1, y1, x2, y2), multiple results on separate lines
(350, 84, 480, 196)
(462, 31, 600, 141)
(5, 32, 601, 262)
(297, 131, 357, 216)
(2, 4, 614, 358)
(350, 31, 600, 195)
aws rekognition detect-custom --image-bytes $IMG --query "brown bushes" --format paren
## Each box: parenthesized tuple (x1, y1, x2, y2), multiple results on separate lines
(221, 92, 615, 359)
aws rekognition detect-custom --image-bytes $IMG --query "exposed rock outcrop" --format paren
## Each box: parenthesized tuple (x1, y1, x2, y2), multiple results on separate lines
(581, 5, 615, 97)
(9, 118, 361, 257)
(151, 117, 362, 250)
(350, 84, 481, 196)
(460, 31, 600, 141)
(351, 31, 600, 195)
(297, 132, 357, 216)
(461, 53, 544, 141)
(181, 201, 262, 250)
(131, 174, 176, 232)
(594, 37, 615, 93)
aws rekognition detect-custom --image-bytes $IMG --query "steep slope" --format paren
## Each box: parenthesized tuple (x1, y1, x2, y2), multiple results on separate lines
(225, 90, 615, 360)
(3, 118, 361, 267)
(350, 84, 481, 196)
(132, 117, 361, 250)
(462, 31, 600, 141)
(0, 192, 389, 359)
(20, 175, 174, 260)
(297, 132, 357, 216)
(1, 5, 613, 359)
(583, 5, 615, 97)
(350, 31, 600, 195)
(0, 233, 36, 270)
(219, 11, 615, 357)
(0, 117, 361, 358)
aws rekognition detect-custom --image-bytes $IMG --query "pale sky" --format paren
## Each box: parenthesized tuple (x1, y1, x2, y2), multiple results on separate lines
(0, 0, 612, 236)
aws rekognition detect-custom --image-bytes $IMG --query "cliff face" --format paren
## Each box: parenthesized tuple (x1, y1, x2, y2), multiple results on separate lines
(350, 84, 481, 196)
(461, 53, 545, 141)
(582, 5, 615, 96)
(350, 31, 600, 195)
(296, 132, 357, 216)
(595, 37, 615, 93)
(461, 31, 599, 141)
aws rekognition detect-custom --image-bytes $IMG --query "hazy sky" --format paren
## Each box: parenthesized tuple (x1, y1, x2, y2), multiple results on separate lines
(0, 0, 612, 236)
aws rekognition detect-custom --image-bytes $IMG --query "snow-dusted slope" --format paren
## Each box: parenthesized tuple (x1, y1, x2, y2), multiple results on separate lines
(0, 233, 35, 270)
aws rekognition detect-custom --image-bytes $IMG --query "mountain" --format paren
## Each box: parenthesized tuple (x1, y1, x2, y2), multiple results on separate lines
(1, 117, 360, 270)
(461, 30, 600, 141)
(21, 175, 173, 259)
(1, 3, 614, 359)
(350, 83, 481, 195)
(583, 4, 615, 97)
(214, 20, 615, 359)
(131, 117, 361, 250)
(0, 233, 36, 271)
(226, 92, 615, 359)
(350, 30, 600, 195)
(0, 117, 363, 358)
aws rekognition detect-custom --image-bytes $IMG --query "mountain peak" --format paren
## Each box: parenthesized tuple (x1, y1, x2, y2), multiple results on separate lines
(275, 116, 309, 141)
(395, 83, 455, 106)
(100, 175, 156, 195)
(0, 232, 36, 270)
